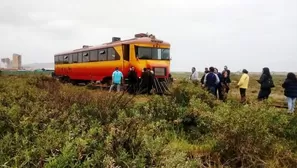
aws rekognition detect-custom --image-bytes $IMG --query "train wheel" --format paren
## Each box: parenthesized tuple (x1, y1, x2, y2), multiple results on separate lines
(71, 80, 79, 85)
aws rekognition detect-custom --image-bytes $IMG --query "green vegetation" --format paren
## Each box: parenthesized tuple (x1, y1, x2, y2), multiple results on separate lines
(0, 70, 53, 76)
(0, 74, 296, 167)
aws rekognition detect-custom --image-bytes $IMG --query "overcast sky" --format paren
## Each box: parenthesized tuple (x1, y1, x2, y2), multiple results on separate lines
(0, 0, 296, 72)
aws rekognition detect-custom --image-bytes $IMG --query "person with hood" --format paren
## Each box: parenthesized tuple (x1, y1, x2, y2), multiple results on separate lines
(190, 67, 199, 85)
(237, 69, 249, 103)
(127, 66, 138, 94)
(282, 72, 297, 113)
(220, 70, 230, 101)
(203, 67, 220, 97)
(257, 67, 274, 100)
(224, 65, 231, 84)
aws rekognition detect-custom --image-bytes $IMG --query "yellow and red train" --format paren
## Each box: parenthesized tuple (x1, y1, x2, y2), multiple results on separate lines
(53, 33, 171, 85)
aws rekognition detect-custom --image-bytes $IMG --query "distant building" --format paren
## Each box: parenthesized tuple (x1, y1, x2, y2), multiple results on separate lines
(12, 53, 22, 70)
(1, 58, 11, 68)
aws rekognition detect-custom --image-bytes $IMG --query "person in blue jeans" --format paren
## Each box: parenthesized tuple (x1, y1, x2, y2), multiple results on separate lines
(203, 67, 220, 97)
(109, 67, 123, 92)
(214, 68, 224, 100)
(282, 72, 297, 113)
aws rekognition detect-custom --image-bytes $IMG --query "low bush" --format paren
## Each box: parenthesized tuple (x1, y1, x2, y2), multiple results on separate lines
(0, 75, 296, 167)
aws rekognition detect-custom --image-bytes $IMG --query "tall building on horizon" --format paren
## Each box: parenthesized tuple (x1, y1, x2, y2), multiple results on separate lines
(1, 58, 11, 68)
(12, 53, 22, 70)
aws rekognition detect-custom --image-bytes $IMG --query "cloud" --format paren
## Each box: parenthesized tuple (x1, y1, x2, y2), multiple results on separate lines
(0, 0, 296, 72)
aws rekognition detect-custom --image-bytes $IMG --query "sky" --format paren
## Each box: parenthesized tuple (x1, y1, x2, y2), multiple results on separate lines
(0, 0, 296, 72)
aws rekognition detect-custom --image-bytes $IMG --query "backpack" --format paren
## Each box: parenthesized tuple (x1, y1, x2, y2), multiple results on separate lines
(261, 77, 275, 89)
(206, 73, 217, 87)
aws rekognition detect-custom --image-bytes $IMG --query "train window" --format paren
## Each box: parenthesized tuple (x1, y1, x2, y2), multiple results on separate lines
(83, 51, 89, 62)
(108, 48, 115, 60)
(99, 49, 107, 61)
(54, 56, 59, 64)
(72, 53, 78, 63)
(68, 54, 73, 63)
(90, 50, 98, 61)
(59, 55, 64, 64)
(63, 55, 69, 64)
(107, 47, 120, 61)
(78, 52, 83, 63)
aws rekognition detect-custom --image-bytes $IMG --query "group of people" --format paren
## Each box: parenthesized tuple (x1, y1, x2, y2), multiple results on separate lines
(109, 67, 172, 95)
(126, 67, 155, 95)
(190, 66, 297, 113)
(190, 66, 231, 101)
(108, 66, 297, 113)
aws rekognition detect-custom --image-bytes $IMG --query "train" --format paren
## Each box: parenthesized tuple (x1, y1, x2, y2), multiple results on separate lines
(53, 33, 171, 90)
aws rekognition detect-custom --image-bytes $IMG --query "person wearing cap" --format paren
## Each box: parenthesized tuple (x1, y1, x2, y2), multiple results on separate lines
(237, 69, 249, 103)
(109, 67, 123, 92)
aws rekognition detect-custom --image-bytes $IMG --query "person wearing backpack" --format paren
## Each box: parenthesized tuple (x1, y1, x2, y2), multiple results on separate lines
(282, 72, 297, 113)
(237, 69, 249, 103)
(203, 67, 220, 97)
(257, 67, 274, 101)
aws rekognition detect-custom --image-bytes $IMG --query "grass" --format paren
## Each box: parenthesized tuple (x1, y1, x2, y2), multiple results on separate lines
(0, 73, 296, 168)
(171, 72, 288, 105)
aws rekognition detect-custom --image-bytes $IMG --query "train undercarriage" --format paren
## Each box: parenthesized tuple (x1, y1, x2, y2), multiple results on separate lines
(52, 73, 172, 95)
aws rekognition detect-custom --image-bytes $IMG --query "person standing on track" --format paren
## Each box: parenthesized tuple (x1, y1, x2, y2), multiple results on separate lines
(147, 68, 154, 95)
(140, 68, 149, 94)
(237, 69, 249, 103)
(282, 72, 297, 113)
(109, 67, 123, 93)
(127, 66, 138, 95)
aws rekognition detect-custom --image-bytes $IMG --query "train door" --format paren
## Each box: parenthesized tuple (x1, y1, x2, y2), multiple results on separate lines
(122, 44, 130, 82)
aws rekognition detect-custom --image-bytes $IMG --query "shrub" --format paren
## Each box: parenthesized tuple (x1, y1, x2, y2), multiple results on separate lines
(0, 75, 297, 167)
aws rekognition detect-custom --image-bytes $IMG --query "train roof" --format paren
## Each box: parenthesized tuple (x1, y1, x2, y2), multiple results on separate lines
(55, 33, 170, 56)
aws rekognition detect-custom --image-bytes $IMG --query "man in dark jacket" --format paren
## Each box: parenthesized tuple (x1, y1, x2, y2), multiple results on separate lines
(127, 66, 138, 94)
(140, 68, 150, 94)
(257, 67, 274, 101)
(200, 67, 209, 85)
(282, 72, 297, 113)
(222, 65, 231, 93)
(203, 67, 220, 97)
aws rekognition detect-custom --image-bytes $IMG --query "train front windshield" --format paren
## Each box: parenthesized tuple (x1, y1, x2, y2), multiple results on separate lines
(135, 47, 170, 60)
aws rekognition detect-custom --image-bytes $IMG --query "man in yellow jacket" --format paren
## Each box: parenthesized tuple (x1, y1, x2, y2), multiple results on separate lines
(237, 69, 249, 103)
